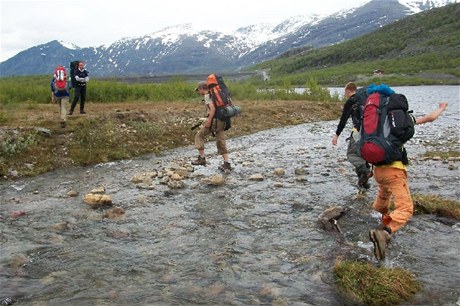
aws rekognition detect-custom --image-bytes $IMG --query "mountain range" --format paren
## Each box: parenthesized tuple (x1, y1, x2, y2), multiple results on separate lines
(0, 0, 456, 77)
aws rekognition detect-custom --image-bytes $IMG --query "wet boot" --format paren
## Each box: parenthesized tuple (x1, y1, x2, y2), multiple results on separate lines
(358, 170, 372, 189)
(369, 229, 391, 261)
(219, 161, 232, 173)
(191, 156, 206, 166)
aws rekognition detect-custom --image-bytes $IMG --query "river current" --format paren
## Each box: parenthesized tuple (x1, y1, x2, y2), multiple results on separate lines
(1, 85, 459, 305)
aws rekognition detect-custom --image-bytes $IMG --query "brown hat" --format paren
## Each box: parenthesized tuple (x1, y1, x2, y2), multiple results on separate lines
(194, 81, 207, 91)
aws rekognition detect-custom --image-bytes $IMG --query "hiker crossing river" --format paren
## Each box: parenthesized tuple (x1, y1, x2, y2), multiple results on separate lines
(0, 85, 458, 305)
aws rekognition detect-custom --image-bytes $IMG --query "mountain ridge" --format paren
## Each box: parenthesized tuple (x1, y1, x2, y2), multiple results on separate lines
(0, 0, 455, 77)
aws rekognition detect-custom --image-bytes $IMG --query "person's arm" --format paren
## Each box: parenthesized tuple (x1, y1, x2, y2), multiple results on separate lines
(205, 102, 216, 128)
(75, 75, 86, 82)
(332, 99, 353, 145)
(415, 102, 448, 125)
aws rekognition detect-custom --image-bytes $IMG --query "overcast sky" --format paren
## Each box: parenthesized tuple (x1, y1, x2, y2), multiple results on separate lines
(0, 0, 367, 62)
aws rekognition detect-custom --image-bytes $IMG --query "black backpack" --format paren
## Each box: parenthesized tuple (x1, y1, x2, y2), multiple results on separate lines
(358, 86, 415, 165)
(69, 61, 79, 88)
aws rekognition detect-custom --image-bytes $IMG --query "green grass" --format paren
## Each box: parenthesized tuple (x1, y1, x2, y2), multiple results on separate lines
(334, 260, 421, 305)
(0, 75, 339, 106)
(249, 3, 460, 87)
(413, 194, 460, 220)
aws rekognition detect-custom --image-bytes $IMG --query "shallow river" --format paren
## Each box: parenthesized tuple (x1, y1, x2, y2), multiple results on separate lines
(1, 86, 459, 305)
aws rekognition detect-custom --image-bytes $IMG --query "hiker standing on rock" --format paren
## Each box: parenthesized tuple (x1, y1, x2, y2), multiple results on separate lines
(369, 102, 448, 261)
(332, 82, 372, 189)
(191, 81, 231, 172)
(69, 61, 89, 115)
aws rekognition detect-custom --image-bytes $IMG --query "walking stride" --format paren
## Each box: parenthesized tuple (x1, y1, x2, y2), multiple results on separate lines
(50, 65, 70, 128)
(332, 82, 372, 189)
(192, 77, 232, 173)
(359, 84, 449, 261)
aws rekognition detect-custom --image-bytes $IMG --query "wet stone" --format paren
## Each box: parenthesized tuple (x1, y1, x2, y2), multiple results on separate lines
(67, 190, 79, 197)
(249, 174, 264, 181)
(83, 193, 113, 208)
(317, 206, 346, 232)
(90, 186, 106, 194)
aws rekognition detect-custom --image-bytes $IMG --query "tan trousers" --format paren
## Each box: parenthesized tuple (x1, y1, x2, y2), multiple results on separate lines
(372, 166, 413, 233)
(194, 119, 228, 155)
(56, 96, 69, 122)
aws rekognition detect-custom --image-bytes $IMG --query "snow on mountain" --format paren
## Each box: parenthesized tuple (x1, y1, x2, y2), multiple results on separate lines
(397, 0, 457, 13)
(0, 0, 457, 76)
(58, 41, 80, 50)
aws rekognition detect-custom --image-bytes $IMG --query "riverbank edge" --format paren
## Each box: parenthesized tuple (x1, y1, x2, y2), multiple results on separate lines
(0, 99, 343, 179)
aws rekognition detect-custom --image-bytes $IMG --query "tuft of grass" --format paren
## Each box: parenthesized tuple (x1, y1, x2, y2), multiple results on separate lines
(413, 194, 460, 220)
(334, 260, 421, 306)
(422, 150, 460, 159)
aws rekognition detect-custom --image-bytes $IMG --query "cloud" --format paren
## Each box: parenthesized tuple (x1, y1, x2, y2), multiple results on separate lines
(1, 0, 365, 62)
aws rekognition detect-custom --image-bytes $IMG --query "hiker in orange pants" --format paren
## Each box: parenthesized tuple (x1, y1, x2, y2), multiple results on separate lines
(369, 102, 448, 261)
(373, 165, 413, 233)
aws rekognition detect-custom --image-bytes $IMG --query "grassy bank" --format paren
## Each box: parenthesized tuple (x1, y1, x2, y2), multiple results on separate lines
(0, 99, 342, 178)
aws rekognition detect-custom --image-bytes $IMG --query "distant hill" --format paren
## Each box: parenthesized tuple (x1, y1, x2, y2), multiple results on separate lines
(0, 0, 456, 77)
(253, 3, 460, 84)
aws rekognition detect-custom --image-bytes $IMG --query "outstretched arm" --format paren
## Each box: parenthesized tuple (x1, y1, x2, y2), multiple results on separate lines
(415, 102, 448, 125)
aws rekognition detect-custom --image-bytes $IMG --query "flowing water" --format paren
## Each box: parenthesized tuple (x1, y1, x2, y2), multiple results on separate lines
(1, 86, 459, 305)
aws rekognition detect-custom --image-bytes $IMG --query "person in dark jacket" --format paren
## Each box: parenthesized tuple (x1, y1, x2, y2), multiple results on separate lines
(331, 82, 372, 189)
(69, 61, 89, 115)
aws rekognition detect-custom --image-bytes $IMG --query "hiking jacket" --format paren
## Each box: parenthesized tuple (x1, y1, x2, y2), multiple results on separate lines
(75, 68, 89, 86)
(335, 94, 361, 136)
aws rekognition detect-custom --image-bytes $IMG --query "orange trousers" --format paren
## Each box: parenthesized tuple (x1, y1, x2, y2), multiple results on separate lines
(372, 166, 413, 233)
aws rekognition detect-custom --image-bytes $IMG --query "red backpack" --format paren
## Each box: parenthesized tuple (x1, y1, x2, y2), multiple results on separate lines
(54, 66, 67, 92)
(358, 91, 415, 165)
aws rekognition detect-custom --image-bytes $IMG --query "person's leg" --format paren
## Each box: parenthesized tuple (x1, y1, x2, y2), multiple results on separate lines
(70, 86, 80, 114)
(370, 166, 412, 261)
(215, 120, 230, 170)
(80, 86, 86, 113)
(59, 97, 68, 127)
(347, 135, 371, 187)
(372, 166, 392, 227)
(192, 127, 210, 165)
(381, 168, 413, 233)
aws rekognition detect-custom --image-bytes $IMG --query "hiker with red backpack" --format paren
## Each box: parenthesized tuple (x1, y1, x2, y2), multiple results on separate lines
(69, 61, 89, 115)
(332, 82, 372, 189)
(356, 84, 449, 261)
(191, 75, 233, 172)
(51, 65, 70, 128)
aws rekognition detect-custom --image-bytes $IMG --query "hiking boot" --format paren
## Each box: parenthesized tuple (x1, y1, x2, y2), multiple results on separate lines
(80, 111, 86, 114)
(68, 111, 73, 115)
(219, 161, 232, 172)
(369, 229, 391, 261)
(358, 171, 372, 189)
(191, 156, 206, 166)
(60, 121, 66, 128)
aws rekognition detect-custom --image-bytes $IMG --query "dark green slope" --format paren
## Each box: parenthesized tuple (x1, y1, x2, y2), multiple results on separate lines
(253, 3, 460, 85)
